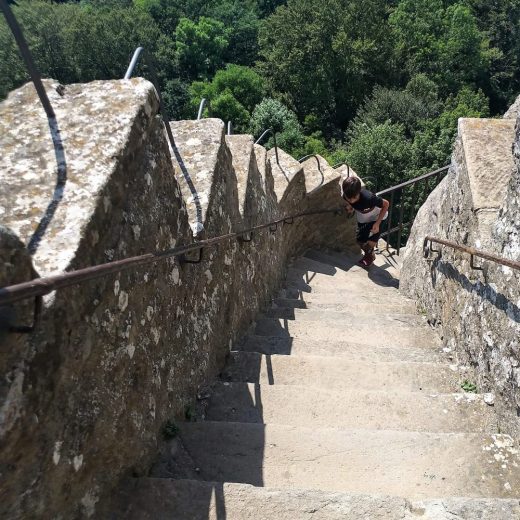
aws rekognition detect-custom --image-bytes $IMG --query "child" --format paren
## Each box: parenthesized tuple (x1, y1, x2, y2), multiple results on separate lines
(341, 176, 389, 267)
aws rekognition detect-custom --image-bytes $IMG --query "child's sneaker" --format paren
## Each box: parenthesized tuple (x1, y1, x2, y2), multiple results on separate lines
(360, 252, 376, 267)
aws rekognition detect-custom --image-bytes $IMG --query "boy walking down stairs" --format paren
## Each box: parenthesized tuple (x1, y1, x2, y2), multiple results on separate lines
(108, 249, 520, 519)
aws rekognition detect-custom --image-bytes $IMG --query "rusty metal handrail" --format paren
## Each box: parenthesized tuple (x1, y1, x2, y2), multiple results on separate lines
(0, 208, 342, 308)
(423, 236, 520, 271)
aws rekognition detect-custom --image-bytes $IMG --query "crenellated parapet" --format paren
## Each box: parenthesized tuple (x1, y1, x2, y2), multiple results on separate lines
(0, 78, 356, 518)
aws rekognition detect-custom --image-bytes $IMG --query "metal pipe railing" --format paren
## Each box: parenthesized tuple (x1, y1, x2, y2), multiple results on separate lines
(124, 47, 203, 233)
(0, 0, 54, 119)
(255, 128, 279, 165)
(227, 121, 232, 135)
(423, 236, 520, 272)
(298, 154, 324, 188)
(0, 208, 342, 308)
(376, 165, 450, 255)
(197, 98, 207, 120)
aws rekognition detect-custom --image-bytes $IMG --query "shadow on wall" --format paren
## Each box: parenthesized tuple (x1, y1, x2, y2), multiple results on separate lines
(432, 257, 520, 324)
(27, 115, 67, 254)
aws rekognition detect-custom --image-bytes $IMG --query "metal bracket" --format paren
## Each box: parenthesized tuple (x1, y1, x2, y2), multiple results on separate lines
(470, 254, 483, 271)
(238, 232, 254, 243)
(1, 296, 42, 334)
(179, 248, 204, 265)
(423, 239, 440, 260)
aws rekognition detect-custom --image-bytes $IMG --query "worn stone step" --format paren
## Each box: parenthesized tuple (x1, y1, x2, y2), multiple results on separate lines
(290, 256, 399, 286)
(222, 352, 456, 393)
(265, 304, 420, 320)
(110, 478, 520, 519)
(279, 284, 411, 305)
(284, 269, 399, 298)
(303, 249, 401, 278)
(234, 335, 444, 362)
(205, 382, 497, 434)
(253, 314, 439, 349)
(173, 423, 520, 499)
(271, 297, 417, 316)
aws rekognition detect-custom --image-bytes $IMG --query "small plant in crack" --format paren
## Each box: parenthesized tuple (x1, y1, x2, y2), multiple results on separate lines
(162, 419, 180, 440)
(185, 404, 195, 421)
(461, 380, 478, 393)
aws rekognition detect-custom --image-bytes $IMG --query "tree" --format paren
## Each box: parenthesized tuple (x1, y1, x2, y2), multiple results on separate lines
(346, 121, 413, 190)
(250, 98, 304, 155)
(175, 16, 229, 80)
(258, 0, 393, 131)
(389, 0, 492, 94)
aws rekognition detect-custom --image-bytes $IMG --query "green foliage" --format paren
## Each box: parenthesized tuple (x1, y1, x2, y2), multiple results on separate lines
(0, 1, 163, 99)
(211, 90, 250, 129)
(461, 380, 478, 393)
(258, 0, 394, 130)
(176, 16, 229, 80)
(188, 64, 265, 131)
(162, 419, 180, 439)
(250, 98, 304, 156)
(389, 0, 492, 94)
(204, 1, 260, 65)
(346, 121, 413, 190)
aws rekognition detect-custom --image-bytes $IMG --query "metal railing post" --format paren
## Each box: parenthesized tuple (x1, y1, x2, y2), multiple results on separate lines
(227, 121, 232, 135)
(197, 98, 206, 120)
(0, 0, 55, 119)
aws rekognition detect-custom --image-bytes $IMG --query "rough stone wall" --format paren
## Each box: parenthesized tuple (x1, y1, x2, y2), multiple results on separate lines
(0, 79, 356, 518)
(401, 115, 520, 437)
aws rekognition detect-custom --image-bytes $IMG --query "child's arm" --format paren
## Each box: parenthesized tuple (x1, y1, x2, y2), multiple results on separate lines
(371, 198, 389, 234)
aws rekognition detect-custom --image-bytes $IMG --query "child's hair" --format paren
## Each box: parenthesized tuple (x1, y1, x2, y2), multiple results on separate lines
(342, 176, 362, 199)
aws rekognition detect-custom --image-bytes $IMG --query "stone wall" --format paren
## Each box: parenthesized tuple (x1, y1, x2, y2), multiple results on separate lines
(401, 109, 520, 437)
(0, 79, 356, 518)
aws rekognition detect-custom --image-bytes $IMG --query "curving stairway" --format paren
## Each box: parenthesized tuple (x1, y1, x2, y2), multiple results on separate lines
(109, 248, 520, 519)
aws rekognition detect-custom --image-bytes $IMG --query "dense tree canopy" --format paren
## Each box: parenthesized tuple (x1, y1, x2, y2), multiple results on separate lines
(1, 0, 518, 192)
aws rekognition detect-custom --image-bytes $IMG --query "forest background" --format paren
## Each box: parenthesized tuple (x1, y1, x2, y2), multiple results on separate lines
(1, 0, 519, 190)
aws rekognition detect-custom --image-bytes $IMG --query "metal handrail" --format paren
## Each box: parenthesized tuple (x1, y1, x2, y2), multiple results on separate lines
(423, 236, 520, 271)
(0, 208, 342, 308)
(124, 47, 203, 233)
(298, 154, 324, 188)
(376, 165, 449, 255)
(1, 0, 54, 119)
(255, 128, 279, 165)
(197, 98, 207, 120)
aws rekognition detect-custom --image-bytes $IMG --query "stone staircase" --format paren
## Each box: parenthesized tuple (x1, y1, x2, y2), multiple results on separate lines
(109, 249, 520, 519)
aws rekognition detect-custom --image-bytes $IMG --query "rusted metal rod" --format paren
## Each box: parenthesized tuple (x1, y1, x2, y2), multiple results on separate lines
(0, 209, 341, 306)
(423, 236, 520, 271)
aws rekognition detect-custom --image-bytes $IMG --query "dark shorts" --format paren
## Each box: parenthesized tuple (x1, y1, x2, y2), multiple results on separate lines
(357, 221, 381, 244)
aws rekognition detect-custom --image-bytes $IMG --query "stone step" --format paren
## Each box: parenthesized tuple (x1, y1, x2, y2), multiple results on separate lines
(304, 248, 401, 278)
(234, 335, 444, 362)
(253, 314, 440, 349)
(172, 423, 520, 499)
(265, 304, 421, 320)
(205, 382, 497, 434)
(279, 284, 412, 305)
(291, 255, 398, 285)
(111, 478, 520, 519)
(285, 267, 400, 291)
(271, 297, 417, 316)
(222, 353, 457, 393)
